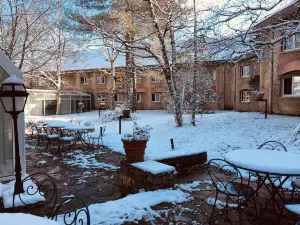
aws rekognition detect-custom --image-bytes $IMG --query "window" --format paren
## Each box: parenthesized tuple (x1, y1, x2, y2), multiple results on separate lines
(283, 34, 300, 51)
(97, 94, 105, 103)
(212, 71, 217, 81)
(241, 91, 251, 103)
(282, 76, 300, 96)
(152, 93, 161, 102)
(80, 76, 88, 85)
(136, 93, 141, 102)
(115, 93, 122, 102)
(241, 66, 250, 78)
(96, 75, 105, 84)
(151, 76, 161, 83)
(136, 76, 142, 83)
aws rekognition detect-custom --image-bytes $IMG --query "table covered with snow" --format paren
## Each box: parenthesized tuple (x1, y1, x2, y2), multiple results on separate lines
(0, 213, 59, 225)
(225, 149, 300, 175)
(63, 125, 95, 131)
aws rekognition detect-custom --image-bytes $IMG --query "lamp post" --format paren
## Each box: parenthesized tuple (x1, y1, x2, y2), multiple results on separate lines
(0, 75, 29, 194)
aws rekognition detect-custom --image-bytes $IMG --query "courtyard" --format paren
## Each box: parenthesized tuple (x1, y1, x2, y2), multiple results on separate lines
(19, 110, 300, 224)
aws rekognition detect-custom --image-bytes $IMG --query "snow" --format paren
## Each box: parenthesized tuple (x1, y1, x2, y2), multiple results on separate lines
(63, 125, 95, 131)
(1, 178, 45, 208)
(206, 198, 238, 209)
(2, 74, 24, 84)
(0, 213, 59, 225)
(63, 150, 119, 170)
(175, 180, 212, 192)
(35, 110, 300, 162)
(225, 149, 300, 175)
(132, 161, 176, 174)
(285, 204, 300, 215)
(86, 189, 192, 225)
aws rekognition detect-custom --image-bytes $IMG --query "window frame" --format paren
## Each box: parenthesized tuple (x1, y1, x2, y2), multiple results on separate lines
(114, 93, 122, 102)
(240, 90, 251, 103)
(136, 93, 141, 103)
(96, 75, 105, 84)
(97, 93, 106, 103)
(151, 76, 161, 83)
(282, 76, 300, 96)
(283, 34, 300, 52)
(80, 76, 88, 85)
(240, 66, 251, 78)
(152, 93, 161, 102)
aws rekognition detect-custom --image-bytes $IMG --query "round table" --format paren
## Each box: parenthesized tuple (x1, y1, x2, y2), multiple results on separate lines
(63, 126, 95, 151)
(225, 149, 300, 224)
(0, 213, 59, 225)
(225, 149, 300, 176)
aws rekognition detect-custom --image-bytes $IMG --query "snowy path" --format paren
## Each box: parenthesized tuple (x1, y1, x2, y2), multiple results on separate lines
(33, 110, 300, 160)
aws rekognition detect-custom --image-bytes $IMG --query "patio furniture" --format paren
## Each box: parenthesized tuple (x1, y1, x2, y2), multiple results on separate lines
(88, 126, 106, 146)
(207, 158, 257, 225)
(51, 196, 90, 225)
(44, 127, 60, 151)
(225, 149, 300, 224)
(0, 213, 60, 225)
(64, 126, 95, 151)
(32, 124, 47, 146)
(251, 141, 288, 194)
(11, 173, 57, 217)
(58, 130, 75, 153)
(258, 141, 287, 151)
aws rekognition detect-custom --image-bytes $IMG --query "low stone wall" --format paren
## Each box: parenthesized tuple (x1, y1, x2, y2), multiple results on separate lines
(120, 161, 174, 195)
(157, 152, 207, 171)
(120, 152, 207, 195)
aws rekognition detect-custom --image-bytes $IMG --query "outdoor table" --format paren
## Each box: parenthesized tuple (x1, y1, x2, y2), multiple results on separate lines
(225, 149, 300, 223)
(63, 125, 95, 151)
(0, 213, 59, 225)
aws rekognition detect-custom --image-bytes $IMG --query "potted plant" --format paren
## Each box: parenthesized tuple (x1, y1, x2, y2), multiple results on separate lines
(252, 90, 264, 101)
(121, 122, 152, 162)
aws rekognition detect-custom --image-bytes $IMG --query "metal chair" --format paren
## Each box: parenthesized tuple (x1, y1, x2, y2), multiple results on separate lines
(207, 159, 257, 225)
(33, 124, 47, 146)
(258, 141, 287, 152)
(58, 130, 75, 153)
(12, 173, 57, 217)
(283, 182, 300, 223)
(251, 141, 288, 194)
(51, 196, 90, 225)
(44, 126, 60, 151)
(88, 126, 106, 146)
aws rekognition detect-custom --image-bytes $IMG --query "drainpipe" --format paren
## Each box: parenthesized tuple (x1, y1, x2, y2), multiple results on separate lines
(223, 67, 225, 110)
(270, 31, 275, 113)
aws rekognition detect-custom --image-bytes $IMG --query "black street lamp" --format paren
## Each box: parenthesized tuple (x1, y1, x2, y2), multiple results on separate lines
(0, 75, 29, 194)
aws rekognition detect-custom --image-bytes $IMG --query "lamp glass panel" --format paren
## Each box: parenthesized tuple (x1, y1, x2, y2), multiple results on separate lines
(15, 84, 25, 91)
(1, 96, 13, 112)
(15, 96, 26, 112)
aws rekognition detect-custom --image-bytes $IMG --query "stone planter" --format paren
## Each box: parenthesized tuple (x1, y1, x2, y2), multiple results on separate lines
(252, 92, 264, 101)
(121, 139, 148, 162)
(122, 109, 131, 118)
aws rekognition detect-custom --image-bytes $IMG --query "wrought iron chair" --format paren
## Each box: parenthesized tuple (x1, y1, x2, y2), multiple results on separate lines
(258, 141, 287, 152)
(44, 126, 60, 151)
(33, 124, 47, 146)
(51, 196, 90, 225)
(283, 181, 300, 223)
(207, 159, 257, 225)
(88, 126, 106, 146)
(58, 130, 75, 153)
(250, 141, 288, 194)
(12, 173, 57, 217)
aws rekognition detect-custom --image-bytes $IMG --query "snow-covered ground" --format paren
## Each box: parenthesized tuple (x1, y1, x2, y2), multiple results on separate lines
(32, 110, 300, 160)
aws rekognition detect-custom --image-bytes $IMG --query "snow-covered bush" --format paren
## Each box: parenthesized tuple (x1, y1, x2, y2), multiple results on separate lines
(122, 122, 152, 141)
(253, 90, 264, 95)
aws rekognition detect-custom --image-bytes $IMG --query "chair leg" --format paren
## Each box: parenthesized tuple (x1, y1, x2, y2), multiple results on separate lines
(238, 199, 243, 225)
(209, 190, 219, 225)
(45, 139, 49, 151)
(225, 195, 230, 221)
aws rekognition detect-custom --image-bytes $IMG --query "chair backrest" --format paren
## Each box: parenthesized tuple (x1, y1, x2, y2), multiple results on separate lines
(75, 120, 81, 125)
(100, 126, 106, 136)
(51, 196, 90, 225)
(13, 173, 57, 217)
(258, 141, 287, 152)
(84, 121, 91, 126)
(207, 159, 243, 195)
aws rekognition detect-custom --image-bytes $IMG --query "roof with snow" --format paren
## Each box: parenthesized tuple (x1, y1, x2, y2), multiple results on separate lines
(0, 49, 22, 79)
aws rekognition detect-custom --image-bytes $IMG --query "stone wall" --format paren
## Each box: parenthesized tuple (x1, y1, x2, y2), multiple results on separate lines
(120, 161, 175, 195)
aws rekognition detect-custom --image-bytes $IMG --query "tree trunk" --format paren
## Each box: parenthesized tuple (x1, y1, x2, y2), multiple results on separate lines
(56, 72, 62, 115)
(125, 34, 134, 111)
(132, 67, 137, 112)
(110, 60, 116, 110)
(191, 0, 197, 126)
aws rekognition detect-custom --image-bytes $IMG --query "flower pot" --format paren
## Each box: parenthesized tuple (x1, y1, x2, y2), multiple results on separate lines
(122, 109, 131, 118)
(121, 139, 148, 162)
